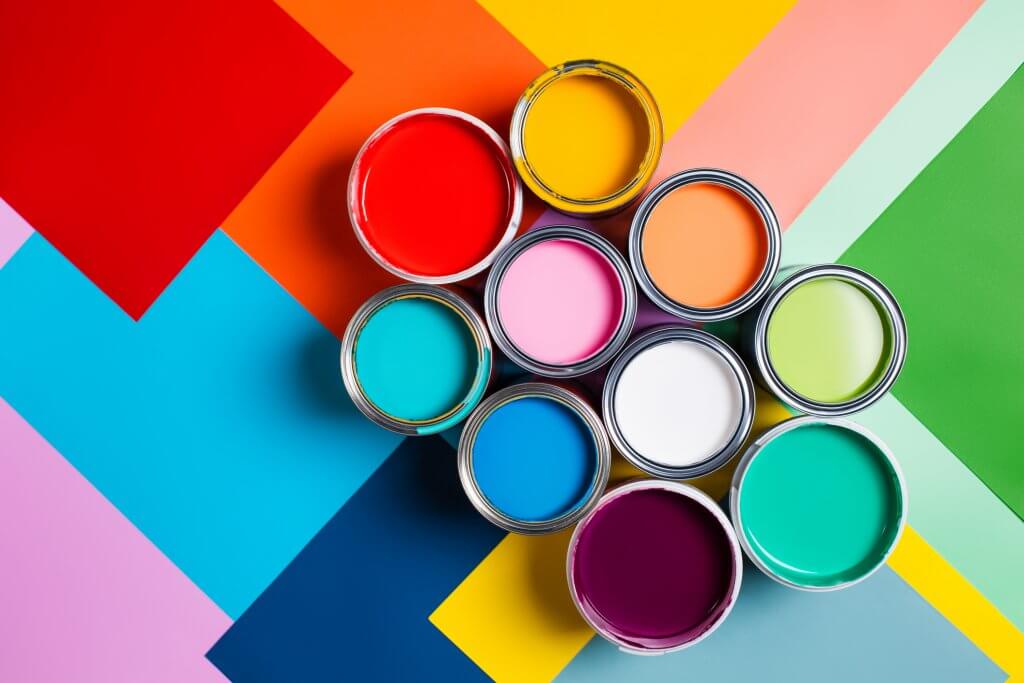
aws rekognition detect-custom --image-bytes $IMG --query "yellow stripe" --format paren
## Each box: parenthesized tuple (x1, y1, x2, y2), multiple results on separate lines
(476, 0, 794, 133)
(888, 527, 1023, 681)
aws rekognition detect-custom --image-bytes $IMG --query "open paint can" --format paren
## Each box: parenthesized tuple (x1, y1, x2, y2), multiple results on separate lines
(458, 382, 611, 534)
(568, 480, 743, 654)
(349, 108, 522, 283)
(484, 225, 637, 377)
(602, 327, 754, 479)
(510, 60, 663, 216)
(629, 168, 781, 321)
(730, 416, 907, 591)
(341, 284, 492, 435)
(747, 264, 907, 415)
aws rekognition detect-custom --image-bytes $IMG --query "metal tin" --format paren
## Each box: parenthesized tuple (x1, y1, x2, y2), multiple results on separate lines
(602, 327, 755, 479)
(729, 415, 908, 592)
(340, 284, 492, 435)
(746, 264, 907, 416)
(348, 107, 522, 283)
(509, 60, 663, 216)
(629, 168, 782, 321)
(567, 479, 743, 654)
(458, 382, 611, 534)
(484, 225, 638, 377)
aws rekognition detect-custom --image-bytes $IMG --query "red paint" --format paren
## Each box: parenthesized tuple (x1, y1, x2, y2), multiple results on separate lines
(351, 111, 517, 278)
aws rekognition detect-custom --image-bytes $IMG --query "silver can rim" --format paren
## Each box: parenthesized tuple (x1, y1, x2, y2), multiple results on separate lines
(629, 168, 782, 322)
(729, 415, 908, 592)
(458, 382, 611, 534)
(340, 284, 493, 436)
(566, 479, 744, 654)
(753, 264, 908, 416)
(348, 107, 523, 284)
(602, 326, 755, 480)
(484, 225, 638, 377)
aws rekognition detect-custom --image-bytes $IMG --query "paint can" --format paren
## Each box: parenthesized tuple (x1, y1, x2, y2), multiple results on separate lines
(348, 107, 522, 283)
(458, 382, 611, 534)
(746, 264, 907, 415)
(602, 326, 755, 479)
(629, 168, 781, 321)
(729, 415, 907, 591)
(567, 479, 743, 654)
(340, 284, 492, 435)
(484, 225, 637, 377)
(510, 60, 663, 216)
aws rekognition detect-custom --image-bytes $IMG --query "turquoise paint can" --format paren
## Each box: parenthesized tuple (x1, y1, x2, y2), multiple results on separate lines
(458, 383, 611, 534)
(341, 284, 492, 435)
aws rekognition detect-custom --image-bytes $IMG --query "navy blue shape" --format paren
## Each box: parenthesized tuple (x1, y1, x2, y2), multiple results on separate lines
(207, 436, 505, 682)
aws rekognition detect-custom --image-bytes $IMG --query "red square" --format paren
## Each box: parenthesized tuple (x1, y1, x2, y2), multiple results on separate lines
(0, 0, 348, 318)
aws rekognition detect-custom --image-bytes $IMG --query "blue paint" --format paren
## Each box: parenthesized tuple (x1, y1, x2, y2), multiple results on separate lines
(355, 296, 479, 422)
(472, 396, 597, 522)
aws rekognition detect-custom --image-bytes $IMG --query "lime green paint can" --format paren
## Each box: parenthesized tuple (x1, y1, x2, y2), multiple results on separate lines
(750, 265, 906, 415)
(730, 416, 906, 591)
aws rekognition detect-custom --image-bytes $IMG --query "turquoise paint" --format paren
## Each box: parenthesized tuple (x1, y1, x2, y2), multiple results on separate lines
(354, 296, 479, 423)
(472, 396, 597, 522)
(738, 423, 903, 588)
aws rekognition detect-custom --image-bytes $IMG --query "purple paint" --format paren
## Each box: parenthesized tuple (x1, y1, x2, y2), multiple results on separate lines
(568, 481, 741, 652)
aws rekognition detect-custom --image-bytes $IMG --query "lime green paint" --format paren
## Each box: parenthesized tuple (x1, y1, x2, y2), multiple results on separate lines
(766, 278, 891, 403)
(739, 423, 904, 588)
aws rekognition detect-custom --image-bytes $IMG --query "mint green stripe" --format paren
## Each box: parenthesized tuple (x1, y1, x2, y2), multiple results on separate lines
(784, 0, 1024, 266)
(782, 0, 1024, 630)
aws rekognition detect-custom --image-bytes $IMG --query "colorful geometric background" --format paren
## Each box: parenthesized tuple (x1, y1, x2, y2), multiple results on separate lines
(1, 1, 1022, 681)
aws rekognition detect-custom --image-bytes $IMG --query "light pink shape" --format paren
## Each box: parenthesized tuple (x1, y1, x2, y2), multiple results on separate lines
(0, 398, 230, 683)
(0, 197, 34, 268)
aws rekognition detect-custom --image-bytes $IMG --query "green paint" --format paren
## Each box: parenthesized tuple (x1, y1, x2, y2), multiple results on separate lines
(739, 423, 904, 588)
(354, 296, 478, 422)
(766, 278, 892, 403)
(841, 66, 1024, 520)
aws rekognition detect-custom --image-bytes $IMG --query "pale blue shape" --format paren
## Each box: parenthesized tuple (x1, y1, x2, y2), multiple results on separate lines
(0, 231, 402, 618)
(557, 567, 1004, 683)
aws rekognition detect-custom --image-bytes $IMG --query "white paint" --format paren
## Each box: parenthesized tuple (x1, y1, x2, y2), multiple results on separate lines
(612, 340, 742, 467)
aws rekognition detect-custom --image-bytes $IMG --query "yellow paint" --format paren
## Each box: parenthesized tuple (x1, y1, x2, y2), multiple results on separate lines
(523, 73, 651, 201)
(888, 527, 1023, 682)
(478, 0, 796, 133)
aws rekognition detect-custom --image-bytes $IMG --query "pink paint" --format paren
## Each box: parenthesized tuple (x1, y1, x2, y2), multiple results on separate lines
(497, 238, 624, 365)
(0, 198, 33, 268)
(0, 399, 230, 683)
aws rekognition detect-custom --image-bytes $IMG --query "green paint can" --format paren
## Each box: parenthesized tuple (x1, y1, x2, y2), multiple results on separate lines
(746, 264, 907, 415)
(729, 416, 907, 591)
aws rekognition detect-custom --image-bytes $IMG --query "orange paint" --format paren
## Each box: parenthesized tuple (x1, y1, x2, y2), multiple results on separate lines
(640, 182, 767, 309)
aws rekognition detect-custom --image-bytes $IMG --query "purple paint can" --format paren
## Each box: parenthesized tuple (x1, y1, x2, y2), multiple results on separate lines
(567, 480, 742, 654)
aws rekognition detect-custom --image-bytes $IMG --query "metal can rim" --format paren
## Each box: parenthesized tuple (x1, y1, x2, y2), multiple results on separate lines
(457, 382, 612, 534)
(628, 168, 782, 322)
(340, 284, 493, 435)
(348, 107, 523, 284)
(752, 264, 908, 416)
(484, 225, 638, 377)
(566, 478, 744, 654)
(601, 326, 756, 480)
(509, 59, 664, 216)
(728, 414, 909, 592)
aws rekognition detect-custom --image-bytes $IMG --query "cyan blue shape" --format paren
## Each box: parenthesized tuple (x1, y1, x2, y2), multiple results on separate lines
(206, 435, 504, 682)
(557, 564, 1004, 683)
(0, 231, 402, 617)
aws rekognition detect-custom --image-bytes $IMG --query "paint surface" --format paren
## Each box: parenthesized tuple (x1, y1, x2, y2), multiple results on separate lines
(572, 487, 735, 650)
(612, 339, 742, 468)
(497, 238, 624, 365)
(739, 423, 903, 588)
(472, 396, 597, 523)
(354, 296, 477, 422)
(641, 182, 768, 308)
(351, 112, 516, 277)
(523, 74, 649, 200)
(767, 277, 891, 403)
